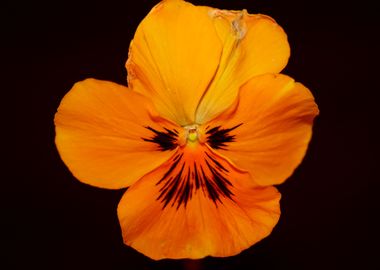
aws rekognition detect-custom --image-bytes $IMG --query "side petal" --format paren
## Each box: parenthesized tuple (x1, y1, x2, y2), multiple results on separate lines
(205, 74, 319, 186)
(126, 0, 223, 125)
(196, 11, 290, 123)
(118, 145, 280, 259)
(55, 79, 179, 189)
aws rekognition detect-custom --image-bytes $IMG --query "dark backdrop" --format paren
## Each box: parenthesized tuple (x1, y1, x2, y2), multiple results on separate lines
(3, 0, 374, 269)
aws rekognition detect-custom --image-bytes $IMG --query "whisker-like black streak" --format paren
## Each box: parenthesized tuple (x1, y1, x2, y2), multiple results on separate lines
(205, 151, 229, 172)
(206, 123, 242, 150)
(142, 126, 178, 151)
(156, 153, 235, 210)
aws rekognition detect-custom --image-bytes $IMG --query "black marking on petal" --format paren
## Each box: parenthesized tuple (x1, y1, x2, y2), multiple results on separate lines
(205, 151, 229, 173)
(156, 153, 183, 185)
(156, 151, 235, 210)
(160, 163, 185, 209)
(193, 162, 200, 190)
(204, 159, 234, 201)
(206, 124, 242, 150)
(142, 126, 178, 151)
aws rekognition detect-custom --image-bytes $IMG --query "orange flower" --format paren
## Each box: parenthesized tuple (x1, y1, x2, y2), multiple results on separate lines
(55, 0, 319, 260)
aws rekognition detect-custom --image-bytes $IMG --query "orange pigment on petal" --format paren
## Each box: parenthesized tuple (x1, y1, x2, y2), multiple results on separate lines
(55, 0, 318, 260)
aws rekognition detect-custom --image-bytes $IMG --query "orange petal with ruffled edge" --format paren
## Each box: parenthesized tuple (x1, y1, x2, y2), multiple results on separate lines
(118, 144, 280, 259)
(204, 74, 319, 186)
(55, 79, 180, 189)
(126, 0, 223, 126)
(196, 10, 290, 123)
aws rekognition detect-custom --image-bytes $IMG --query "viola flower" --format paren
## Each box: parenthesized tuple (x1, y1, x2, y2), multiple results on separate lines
(55, 0, 318, 260)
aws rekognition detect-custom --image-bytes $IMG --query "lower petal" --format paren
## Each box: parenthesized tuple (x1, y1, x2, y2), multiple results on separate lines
(117, 145, 280, 259)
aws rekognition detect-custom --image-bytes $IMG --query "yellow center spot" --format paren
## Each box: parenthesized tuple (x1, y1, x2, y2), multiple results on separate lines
(188, 131, 198, 142)
(184, 124, 199, 144)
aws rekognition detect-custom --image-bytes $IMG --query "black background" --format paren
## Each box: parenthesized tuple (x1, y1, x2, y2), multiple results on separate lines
(3, 0, 374, 269)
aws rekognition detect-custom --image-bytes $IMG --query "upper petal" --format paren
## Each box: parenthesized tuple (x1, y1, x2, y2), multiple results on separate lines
(118, 144, 280, 259)
(205, 74, 319, 186)
(126, 0, 223, 126)
(55, 79, 179, 189)
(195, 11, 290, 123)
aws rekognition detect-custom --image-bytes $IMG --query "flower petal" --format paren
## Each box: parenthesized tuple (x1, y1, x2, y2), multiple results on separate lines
(126, 0, 223, 125)
(205, 74, 319, 186)
(118, 145, 280, 259)
(195, 11, 290, 123)
(55, 79, 179, 189)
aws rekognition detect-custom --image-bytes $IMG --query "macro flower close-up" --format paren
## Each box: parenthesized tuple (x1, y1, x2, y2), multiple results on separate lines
(54, 0, 319, 260)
